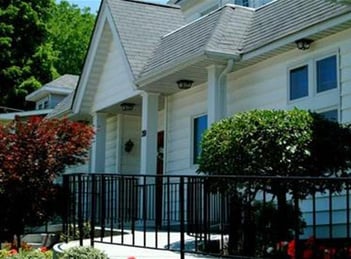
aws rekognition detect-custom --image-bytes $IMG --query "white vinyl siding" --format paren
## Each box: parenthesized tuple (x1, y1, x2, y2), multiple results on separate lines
(105, 115, 117, 173)
(120, 115, 141, 174)
(166, 83, 207, 175)
(92, 29, 136, 113)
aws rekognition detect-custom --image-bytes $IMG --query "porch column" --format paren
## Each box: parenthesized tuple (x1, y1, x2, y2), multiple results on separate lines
(91, 112, 107, 173)
(207, 64, 227, 126)
(140, 92, 159, 175)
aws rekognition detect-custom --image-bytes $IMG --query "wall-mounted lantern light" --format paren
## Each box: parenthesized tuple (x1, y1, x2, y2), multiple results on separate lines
(177, 79, 194, 90)
(124, 139, 134, 153)
(120, 103, 135, 111)
(295, 39, 313, 50)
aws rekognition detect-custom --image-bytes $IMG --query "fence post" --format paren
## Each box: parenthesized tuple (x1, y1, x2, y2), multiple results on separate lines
(62, 174, 69, 243)
(78, 174, 84, 246)
(179, 176, 185, 259)
(90, 174, 97, 247)
(294, 195, 300, 259)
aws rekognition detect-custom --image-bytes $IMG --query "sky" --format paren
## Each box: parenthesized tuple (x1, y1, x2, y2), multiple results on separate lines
(65, 0, 169, 13)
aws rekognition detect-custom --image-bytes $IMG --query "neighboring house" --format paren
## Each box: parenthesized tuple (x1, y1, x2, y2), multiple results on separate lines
(0, 74, 78, 123)
(50, 0, 351, 237)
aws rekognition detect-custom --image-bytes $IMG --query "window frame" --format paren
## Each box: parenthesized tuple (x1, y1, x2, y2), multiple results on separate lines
(288, 64, 310, 101)
(288, 51, 339, 104)
(191, 113, 208, 165)
(314, 54, 338, 96)
(316, 107, 339, 122)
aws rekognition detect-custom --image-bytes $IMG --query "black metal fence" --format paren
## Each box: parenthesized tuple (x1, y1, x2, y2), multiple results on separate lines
(62, 173, 351, 258)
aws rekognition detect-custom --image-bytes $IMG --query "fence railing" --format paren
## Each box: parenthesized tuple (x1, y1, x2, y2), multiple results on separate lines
(62, 173, 351, 259)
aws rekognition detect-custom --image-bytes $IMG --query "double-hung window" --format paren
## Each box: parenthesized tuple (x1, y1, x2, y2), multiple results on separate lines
(290, 65, 309, 100)
(193, 114, 207, 164)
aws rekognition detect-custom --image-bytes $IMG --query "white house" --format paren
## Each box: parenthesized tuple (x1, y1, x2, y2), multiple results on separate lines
(50, 0, 351, 238)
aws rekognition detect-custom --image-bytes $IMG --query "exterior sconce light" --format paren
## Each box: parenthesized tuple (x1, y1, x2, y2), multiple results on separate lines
(177, 79, 194, 90)
(295, 39, 313, 50)
(120, 102, 135, 111)
(124, 139, 134, 153)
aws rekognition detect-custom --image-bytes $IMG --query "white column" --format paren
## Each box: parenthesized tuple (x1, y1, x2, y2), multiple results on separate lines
(140, 92, 159, 175)
(91, 112, 107, 173)
(207, 65, 227, 126)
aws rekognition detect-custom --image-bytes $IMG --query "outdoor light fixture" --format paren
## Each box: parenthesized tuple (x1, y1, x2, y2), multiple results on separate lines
(177, 79, 194, 90)
(295, 39, 313, 50)
(120, 102, 135, 111)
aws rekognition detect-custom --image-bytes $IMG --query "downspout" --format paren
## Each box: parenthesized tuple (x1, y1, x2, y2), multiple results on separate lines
(217, 59, 235, 119)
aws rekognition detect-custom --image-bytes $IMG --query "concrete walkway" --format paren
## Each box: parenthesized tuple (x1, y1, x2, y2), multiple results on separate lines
(57, 231, 222, 259)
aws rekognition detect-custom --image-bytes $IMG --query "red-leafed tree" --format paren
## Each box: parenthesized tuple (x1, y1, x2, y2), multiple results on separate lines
(0, 116, 94, 244)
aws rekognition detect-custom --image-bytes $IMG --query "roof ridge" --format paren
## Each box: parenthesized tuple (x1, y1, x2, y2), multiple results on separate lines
(121, 0, 180, 9)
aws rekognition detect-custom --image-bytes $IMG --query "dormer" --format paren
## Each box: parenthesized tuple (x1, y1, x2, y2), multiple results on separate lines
(168, 0, 273, 21)
(25, 74, 78, 110)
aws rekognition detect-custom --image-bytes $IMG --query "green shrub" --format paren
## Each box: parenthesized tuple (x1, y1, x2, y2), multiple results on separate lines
(0, 248, 52, 259)
(60, 246, 109, 259)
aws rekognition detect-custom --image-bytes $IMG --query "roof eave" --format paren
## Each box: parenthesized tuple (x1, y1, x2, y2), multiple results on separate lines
(137, 50, 240, 88)
(242, 11, 351, 62)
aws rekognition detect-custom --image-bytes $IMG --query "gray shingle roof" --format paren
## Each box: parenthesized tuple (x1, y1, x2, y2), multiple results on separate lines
(243, 0, 351, 52)
(137, 0, 351, 80)
(44, 74, 78, 90)
(140, 5, 254, 78)
(107, 0, 185, 78)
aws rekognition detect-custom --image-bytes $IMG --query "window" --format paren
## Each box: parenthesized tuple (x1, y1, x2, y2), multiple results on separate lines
(316, 55, 337, 93)
(289, 65, 308, 100)
(319, 109, 338, 122)
(43, 100, 49, 109)
(289, 54, 338, 102)
(193, 115, 207, 164)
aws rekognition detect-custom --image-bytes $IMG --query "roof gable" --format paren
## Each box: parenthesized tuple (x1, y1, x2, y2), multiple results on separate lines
(107, 0, 185, 78)
(138, 5, 254, 81)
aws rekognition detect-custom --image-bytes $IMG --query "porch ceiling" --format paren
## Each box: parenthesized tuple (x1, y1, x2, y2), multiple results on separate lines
(138, 57, 227, 94)
(99, 95, 165, 116)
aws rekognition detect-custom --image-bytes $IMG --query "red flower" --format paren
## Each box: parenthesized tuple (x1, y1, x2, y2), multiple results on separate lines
(40, 246, 48, 252)
(288, 240, 295, 258)
(8, 249, 18, 255)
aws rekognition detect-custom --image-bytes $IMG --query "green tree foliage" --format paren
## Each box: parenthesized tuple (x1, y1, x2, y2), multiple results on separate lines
(0, 117, 94, 245)
(47, 1, 96, 75)
(0, 1, 96, 110)
(0, 0, 58, 109)
(198, 109, 351, 247)
(198, 109, 351, 181)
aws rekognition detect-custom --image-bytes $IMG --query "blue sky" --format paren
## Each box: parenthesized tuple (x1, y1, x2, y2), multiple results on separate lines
(64, 0, 169, 13)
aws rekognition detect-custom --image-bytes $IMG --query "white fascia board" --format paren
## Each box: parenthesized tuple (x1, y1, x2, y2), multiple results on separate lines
(242, 12, 351, 61)
(26, 86, 72, 101)
(0, 109, 53, 120)
(72, 2, 109, 115)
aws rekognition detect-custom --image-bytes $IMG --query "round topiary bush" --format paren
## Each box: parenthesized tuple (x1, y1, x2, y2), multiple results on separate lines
(60, 246, 109, 259)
